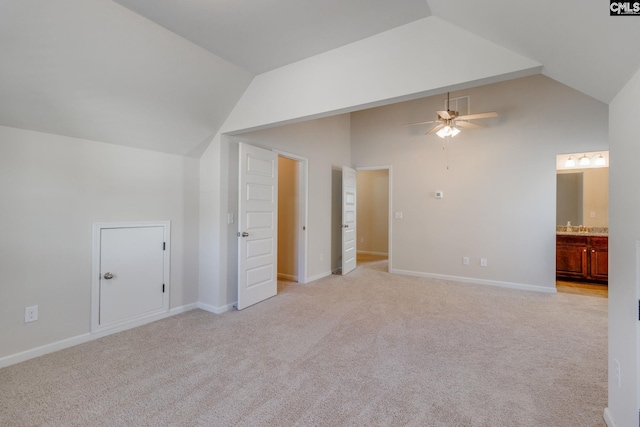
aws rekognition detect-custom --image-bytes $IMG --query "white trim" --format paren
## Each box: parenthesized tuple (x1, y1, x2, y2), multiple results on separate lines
(307, 270, 333, 283)
(92, 221, 171, 334)
(0, 303, 196, 369)
(278, 273, 298, 281)
(197, 301, 235, 314)
(603, 408, 617, 427)
(357, 250, 389, 256)
(274, 149, 309, 284)
(390, 268, 557, 294)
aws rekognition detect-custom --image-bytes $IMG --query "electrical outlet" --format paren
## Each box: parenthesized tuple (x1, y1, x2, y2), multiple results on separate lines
(614, 359, 621, 387)
(462, 256, 470, 265)
(480, 258, 488, 267)
(25, 305, 38, 323)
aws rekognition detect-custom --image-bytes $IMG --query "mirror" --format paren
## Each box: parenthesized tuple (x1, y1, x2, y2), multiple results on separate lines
(556, 151, 608, 227)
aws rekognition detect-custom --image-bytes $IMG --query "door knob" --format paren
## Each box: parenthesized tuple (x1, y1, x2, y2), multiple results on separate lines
(241, 232, 249, 237)
(103, 272, 114, 280)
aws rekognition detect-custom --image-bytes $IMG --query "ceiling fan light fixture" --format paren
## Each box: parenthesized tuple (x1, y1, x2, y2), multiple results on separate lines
(450, 126, 460, 137)
(578, 154, 590, 166)
(436, 125, 452, 138)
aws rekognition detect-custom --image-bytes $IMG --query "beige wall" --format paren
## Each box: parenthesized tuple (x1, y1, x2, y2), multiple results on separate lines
(350, 75, 608, 291)
(277, 157, 299, 279)
(357, 169, 389, 255)
(557, 167, 608, 227)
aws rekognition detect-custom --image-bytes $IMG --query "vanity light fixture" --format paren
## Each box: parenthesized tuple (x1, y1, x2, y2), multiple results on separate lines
(564, 156, 577, 168)
(564, 153, 607, 168)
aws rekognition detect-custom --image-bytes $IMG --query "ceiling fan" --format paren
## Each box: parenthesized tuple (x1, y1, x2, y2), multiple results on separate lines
(404, 92, 498, 138)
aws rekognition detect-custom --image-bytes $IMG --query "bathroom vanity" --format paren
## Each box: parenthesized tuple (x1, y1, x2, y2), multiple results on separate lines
(556, 230, 608, 283)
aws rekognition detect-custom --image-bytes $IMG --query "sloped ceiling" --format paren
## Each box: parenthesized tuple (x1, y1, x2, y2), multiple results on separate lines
(113, 0, 432, 75)
(1, 0, 640, 156)
(0, 0, 252, 157)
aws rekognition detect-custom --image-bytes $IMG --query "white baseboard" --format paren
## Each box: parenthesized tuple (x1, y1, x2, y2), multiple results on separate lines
(0, 303, 198, 369)
(390, 269, 557, 294)
(197, 301, 235, 314)
(277, 273, 298, 281)
(603, 408, 616, 427)
(307, 270, 333, 283)
(357, 250, 388, 256)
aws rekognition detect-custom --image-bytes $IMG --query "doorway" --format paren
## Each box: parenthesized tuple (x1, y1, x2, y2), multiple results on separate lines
(555, 151, 609, 297)
(277, 154, 308, 284)
(356, 167, 391, 271)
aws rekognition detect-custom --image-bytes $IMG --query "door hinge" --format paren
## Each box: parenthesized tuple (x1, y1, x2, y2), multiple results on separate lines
(303, 226, 306, 231)
(163, 284, 165, 293)
(638, 300, 640, 321)
(163, 242, 166, 250)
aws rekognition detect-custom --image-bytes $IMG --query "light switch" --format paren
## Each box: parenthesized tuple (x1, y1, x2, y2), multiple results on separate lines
(394, 212, 403, 219)
(227, 213, 234, 224)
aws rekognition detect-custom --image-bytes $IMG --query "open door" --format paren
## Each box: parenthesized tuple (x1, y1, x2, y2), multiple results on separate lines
(342, 166, 357, 275)
(237, 143, 278, 310)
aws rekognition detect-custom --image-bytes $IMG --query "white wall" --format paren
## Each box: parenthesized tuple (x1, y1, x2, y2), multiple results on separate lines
(198, 116, 350, 311)
(350, 75, 608, 291)
(607, 67, 640, 427)
(221, 17, 541, 135)
(198, 15, 542, 317)
(233, 115, 351, 279)
(0, 125, 200, 360)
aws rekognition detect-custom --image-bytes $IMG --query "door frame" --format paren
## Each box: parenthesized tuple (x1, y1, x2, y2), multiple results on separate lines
(356, 165, 393, 272)
(274, 150, 309, 284)
(91, 221, 171, 333)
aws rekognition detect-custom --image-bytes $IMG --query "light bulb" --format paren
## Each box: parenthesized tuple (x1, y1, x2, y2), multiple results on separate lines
(436, 125, 452, 138)
(565, 157, 576, 168)
(595, 155, 606, 166)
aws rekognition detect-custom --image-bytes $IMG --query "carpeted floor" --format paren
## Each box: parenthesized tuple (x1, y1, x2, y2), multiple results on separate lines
(0, 260, 607, 426)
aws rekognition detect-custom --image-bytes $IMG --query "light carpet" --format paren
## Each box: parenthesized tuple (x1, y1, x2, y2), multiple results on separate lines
(0, 261, 607, 426)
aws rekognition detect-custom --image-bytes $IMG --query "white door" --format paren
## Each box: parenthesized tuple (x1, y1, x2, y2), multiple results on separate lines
(99, 226, 166, 327)
(342, 166, 357, 275)
(238, 143, 278, 310)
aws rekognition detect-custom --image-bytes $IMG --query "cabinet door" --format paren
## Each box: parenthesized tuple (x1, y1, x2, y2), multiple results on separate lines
(589, 247, 608, 281)
(556, 245, 588, 279)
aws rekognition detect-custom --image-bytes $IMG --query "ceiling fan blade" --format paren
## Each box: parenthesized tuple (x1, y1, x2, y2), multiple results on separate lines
(455, 121, 484, 130)
(456, 111, 498, 121)
(437, 110, 453, 120)
(426, 124, 445, 135)
(403, 120, 440, 127)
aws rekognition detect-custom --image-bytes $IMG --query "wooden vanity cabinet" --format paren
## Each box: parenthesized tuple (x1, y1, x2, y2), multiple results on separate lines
(588, 236, 609, 281)
(556, 235, 608, 283)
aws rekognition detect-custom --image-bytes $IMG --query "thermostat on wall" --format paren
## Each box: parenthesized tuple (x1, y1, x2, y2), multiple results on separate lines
(435, 191, 444, 199)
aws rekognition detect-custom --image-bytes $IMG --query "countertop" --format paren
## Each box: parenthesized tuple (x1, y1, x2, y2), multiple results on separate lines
(556, 232, 608, 237)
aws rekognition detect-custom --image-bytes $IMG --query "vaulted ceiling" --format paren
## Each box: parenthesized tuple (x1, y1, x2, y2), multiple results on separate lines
(1, 0, 639, 156)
